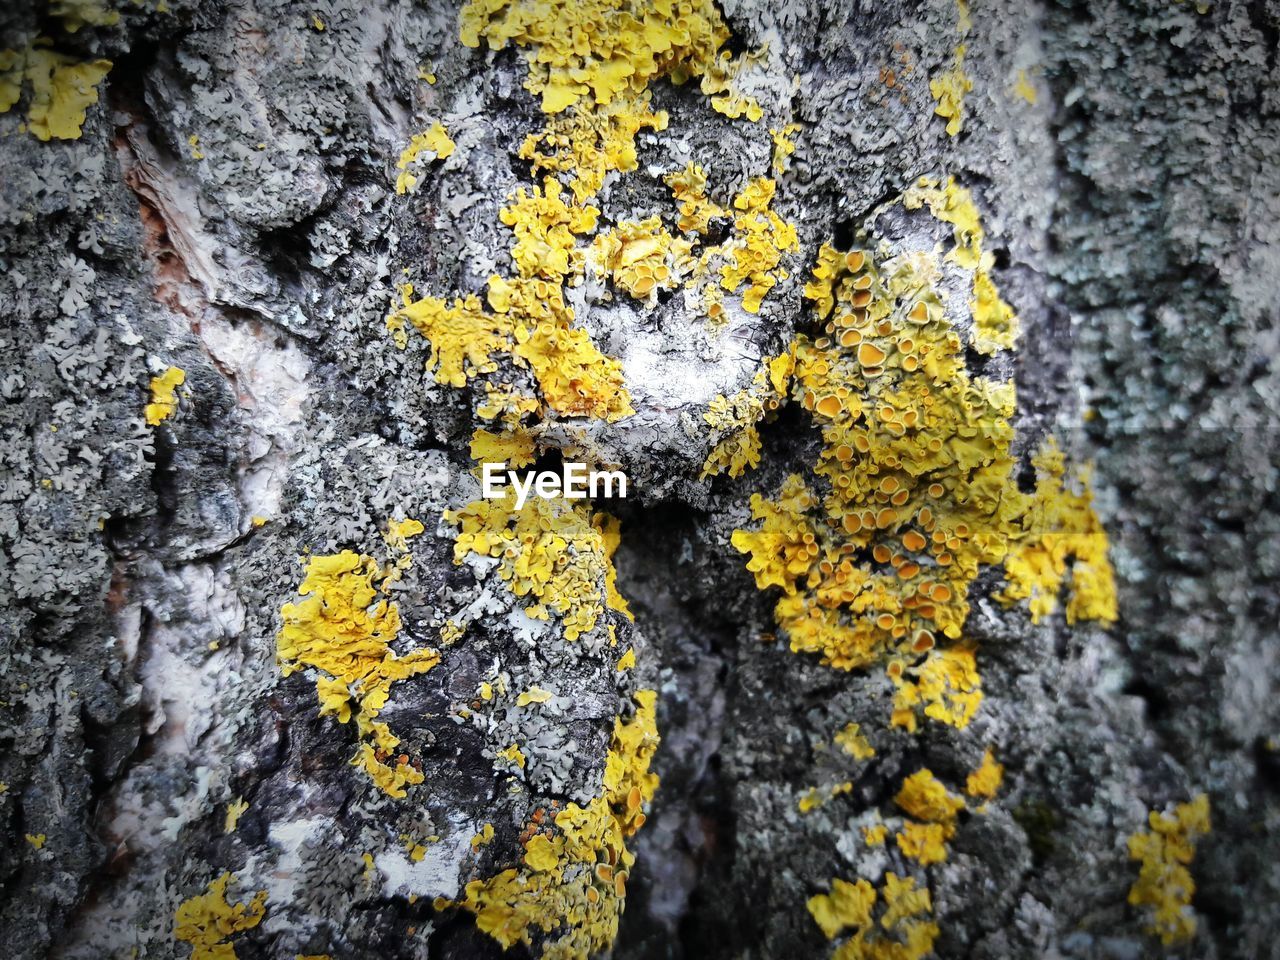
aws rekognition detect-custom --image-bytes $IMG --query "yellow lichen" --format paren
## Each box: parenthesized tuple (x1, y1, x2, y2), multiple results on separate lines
(174, 872, 267, 960)
(395, 121, 456, 194)
(895, 769, 965, 823)
(997, 439, 1118, 625)
(808, 877, 875, 940)
(903, 176, 1019, 354)
(833, 722, 875, 760)
(459, 0, 734, 115)
(513, 309, 635, 422)
(719, 177, 799, 313)
(395, 0, 794, 426)
(25, 833, 46, 849)
(590, 216, 693, 300)
(501, 178, 599, 281)
(277, 524, 439, 797)
(0, 43, 113, 141)
(1013, 68, 1037, 104)
(445, 493, 623, 642)
(664, 162, 727, 238)
(472, 823, 497, 849)
(965, 748, 1003, 799)
(798, 781, 854, 813)
(224, 797, 249, 834)
(733, 187, 1115, 730)
(701, 47, 766, 122)
(929, 45, 971, 137)
(392, 176, 633, 422)
(809, 873, 938, 960)
(596, 513, 634, 620)
(895, 820, 951, 865)
(519, 93, 668, 204)
(470, 427, 537, 468)
(50, 0, 121, 32)
(736, 239, 1017, 727)
(498, 743, 527, 769)
(930, 0, 973, 137)
(517, 686, 554, 706)
(145, 366, 186, 425)
(701, 351, 793, 480)
(1127, 793, 1211, 946)
(446, 691, 660, 959)
(388, 286, 514, 387)
(770, 122, 801, 174)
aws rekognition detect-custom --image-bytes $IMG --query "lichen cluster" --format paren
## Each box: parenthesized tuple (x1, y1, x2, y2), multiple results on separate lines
(806, 754, 1003, 956)
(902, 176, 1018, 355)
(1127, 794, 1211, 946)
(701, 350, 794, 479)
(441, 690, 659, 960)
(0, 42, 113, 141)
(445, 492, 631, 644)
(731, 187, 1117, 732)
(388, 172, 635, 422)
(173, 872, 268, 960)
(929, 0, 972, 137)
(458, 0, 755, 117)
(807, 872, 938, 960)
(390, 0, 795, 436)
(144, 365, 186, 425)
(276, 519, 440, 797)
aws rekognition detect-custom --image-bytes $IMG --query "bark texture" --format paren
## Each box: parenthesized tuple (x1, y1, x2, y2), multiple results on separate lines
(1, 0, 1278, 958)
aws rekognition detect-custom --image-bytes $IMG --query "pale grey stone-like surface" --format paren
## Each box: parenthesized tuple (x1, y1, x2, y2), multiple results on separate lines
(0, 0, 1277, 958)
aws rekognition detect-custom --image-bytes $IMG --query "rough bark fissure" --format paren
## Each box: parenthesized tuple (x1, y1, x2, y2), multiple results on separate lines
(1, 0, 1278, 959)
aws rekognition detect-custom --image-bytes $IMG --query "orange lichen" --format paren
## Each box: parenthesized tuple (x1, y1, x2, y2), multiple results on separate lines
(733, 193, 1115, 730)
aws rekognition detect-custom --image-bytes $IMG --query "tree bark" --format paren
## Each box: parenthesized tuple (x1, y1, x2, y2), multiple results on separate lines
(1, 0, 1277, 958)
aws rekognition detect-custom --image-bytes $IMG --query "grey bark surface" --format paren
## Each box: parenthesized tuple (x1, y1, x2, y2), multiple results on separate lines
(1, 0, 1278, 958)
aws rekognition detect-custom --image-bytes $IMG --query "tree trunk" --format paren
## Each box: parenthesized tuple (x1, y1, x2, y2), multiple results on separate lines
(1, 0, 1277, 958)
